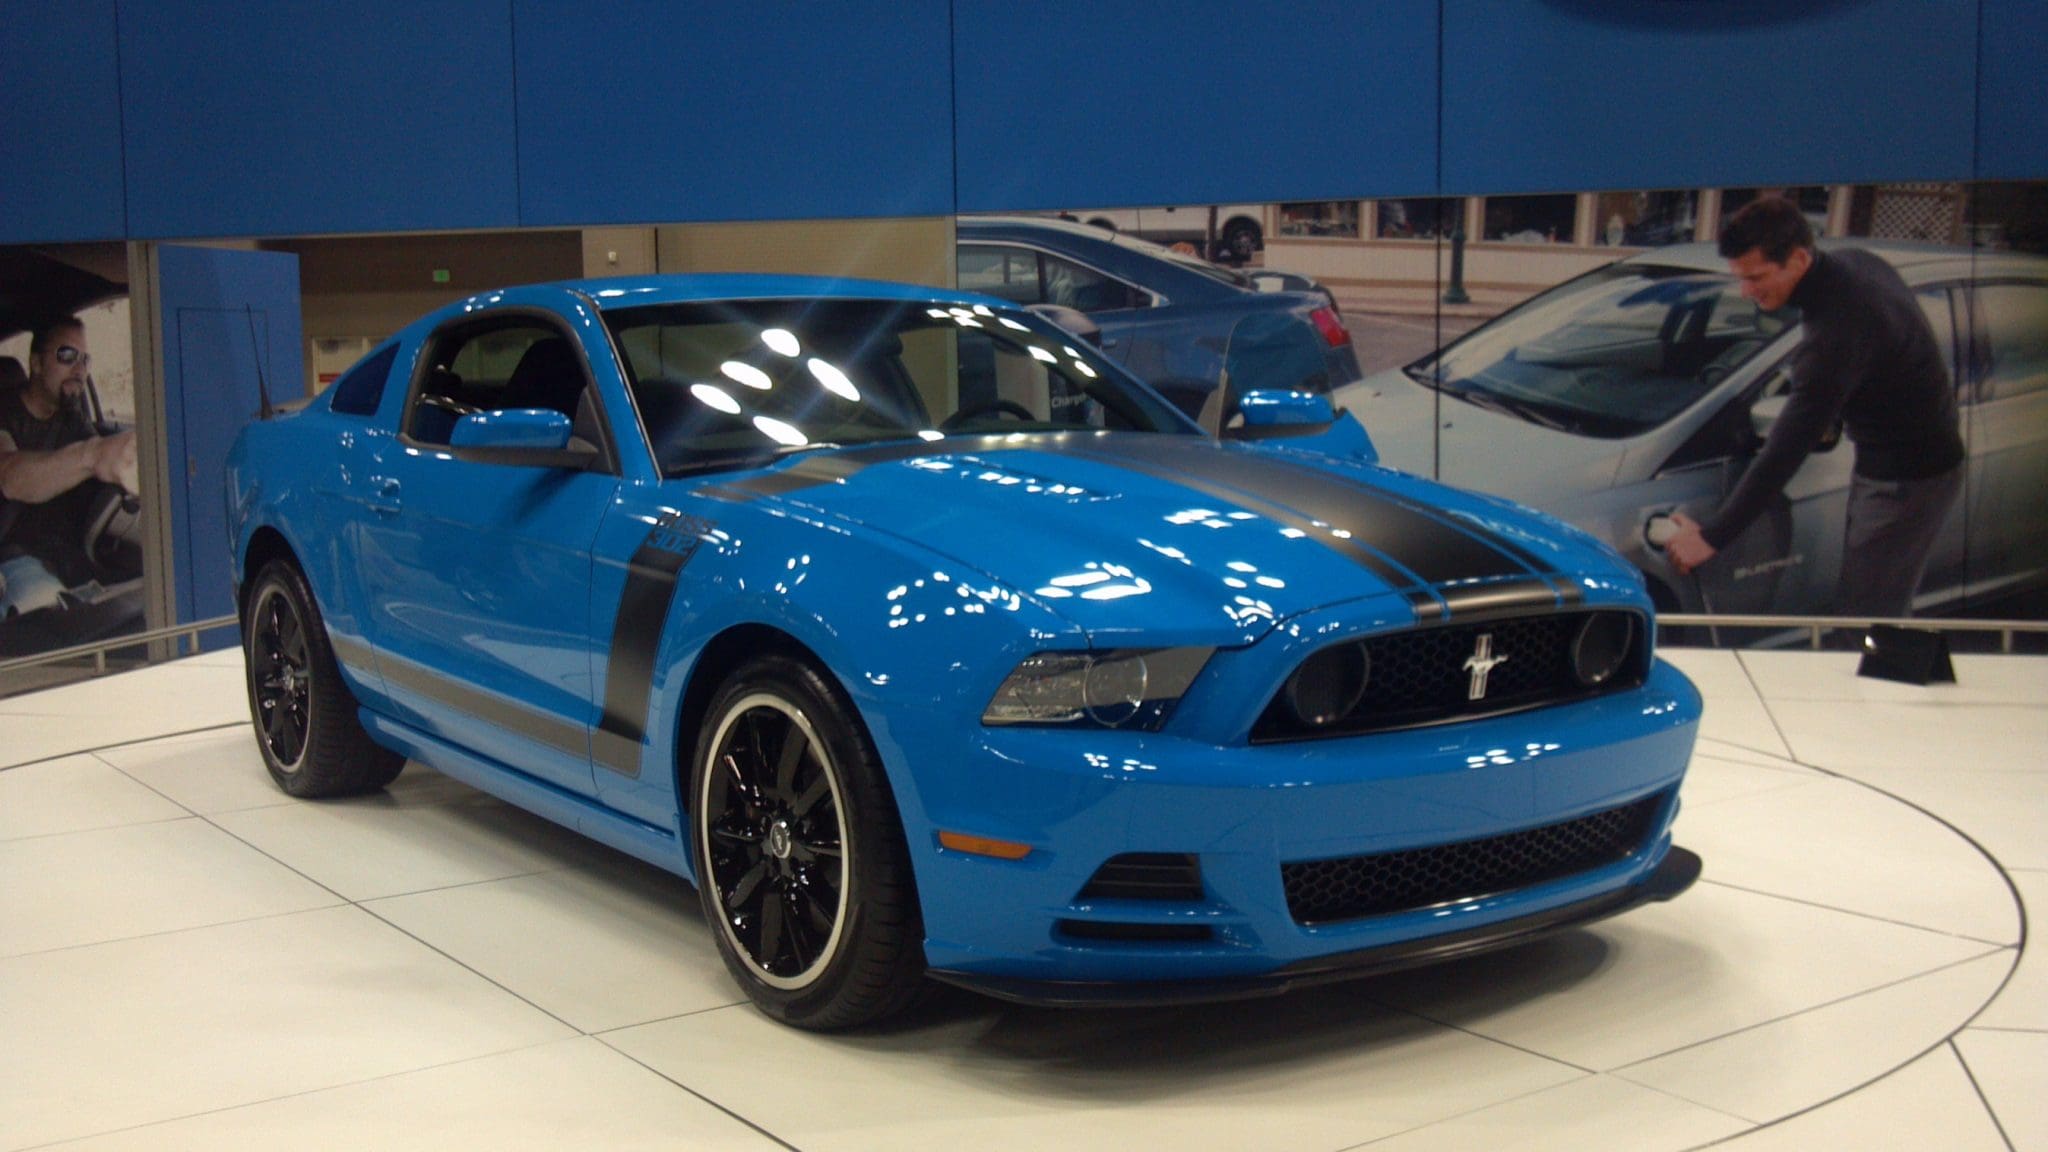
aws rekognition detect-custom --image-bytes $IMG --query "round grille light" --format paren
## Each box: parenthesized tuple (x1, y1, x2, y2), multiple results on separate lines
(1082, 652, 1149, 728)
(1284, 642, 1370, 728)
(1571, 612, 1636, 686)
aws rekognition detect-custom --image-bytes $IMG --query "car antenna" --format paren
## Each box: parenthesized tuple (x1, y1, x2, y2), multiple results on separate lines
(246, 305, 275, 420)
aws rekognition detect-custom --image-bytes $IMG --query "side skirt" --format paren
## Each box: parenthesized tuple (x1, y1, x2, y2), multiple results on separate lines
(358, 708, 692, 882)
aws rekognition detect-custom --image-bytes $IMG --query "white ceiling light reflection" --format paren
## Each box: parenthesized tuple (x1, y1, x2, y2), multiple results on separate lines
(918, 429, 945, 441)
(997, 316, 1030, 331)
(690, 383, 742, 414)
(807, 358, 860, 402)
(761, 328, 801, 357)
(1027, 345, 1058, 364)
(721, 361, 773, 391)
(1034, 562, 1152, 602)
(752, 415, 808, 446)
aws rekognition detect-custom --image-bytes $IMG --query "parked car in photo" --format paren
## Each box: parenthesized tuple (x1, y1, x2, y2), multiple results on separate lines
(1330, 242, 2048, 620)
(958, 216, 1360, 421)
(1061, 204, 1268, 263)
(226, 273, 1700, 1029)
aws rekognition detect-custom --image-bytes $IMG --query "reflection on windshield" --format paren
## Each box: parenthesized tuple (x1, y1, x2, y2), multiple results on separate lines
(1410, 265, 1796, 439)
(601, 299, 1196, 476)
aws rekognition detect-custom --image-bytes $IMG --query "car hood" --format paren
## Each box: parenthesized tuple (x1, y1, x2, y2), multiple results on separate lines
(1331, 368, 1626, 504)
(697, 432, 1627, 647)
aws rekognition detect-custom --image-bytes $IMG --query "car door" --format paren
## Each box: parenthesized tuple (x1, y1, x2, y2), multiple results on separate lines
(1961, 279, 2048, 597)
(353, 302, 618, 795)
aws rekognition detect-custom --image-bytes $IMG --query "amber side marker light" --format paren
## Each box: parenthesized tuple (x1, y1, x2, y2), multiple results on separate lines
(938, 831, 1034, 860)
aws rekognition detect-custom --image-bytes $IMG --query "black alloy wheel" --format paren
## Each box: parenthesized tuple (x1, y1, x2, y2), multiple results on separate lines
(692, 655, 924, 1028)
(240, 559, 404, 797)
(701, 695, 849, 985)
(250, 582, 313, 770)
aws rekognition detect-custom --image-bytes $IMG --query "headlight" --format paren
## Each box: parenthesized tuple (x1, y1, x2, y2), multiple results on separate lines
(1571, 612, 1636, 686)
(983, 647, 1213, 730)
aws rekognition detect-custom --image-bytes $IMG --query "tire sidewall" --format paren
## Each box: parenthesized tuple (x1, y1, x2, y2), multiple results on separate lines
(243, 563, 315, 783)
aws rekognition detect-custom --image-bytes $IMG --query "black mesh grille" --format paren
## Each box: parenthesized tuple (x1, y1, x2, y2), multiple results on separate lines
(1281, 792, 1667, 925)
(1078, 853, 1204, 902)
(1253, 610, 1645, 742)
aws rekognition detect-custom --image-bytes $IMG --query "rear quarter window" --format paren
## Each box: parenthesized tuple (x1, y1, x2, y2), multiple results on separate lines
(328, 343, 399, 417)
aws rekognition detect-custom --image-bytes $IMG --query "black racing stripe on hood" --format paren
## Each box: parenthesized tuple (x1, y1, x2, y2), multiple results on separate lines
(704, 432, 1123, 500)
(1092, 439, 1538, 588)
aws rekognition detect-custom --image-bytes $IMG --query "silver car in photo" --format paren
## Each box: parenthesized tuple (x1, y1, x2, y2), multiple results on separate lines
(1331, 242, 2048, 618)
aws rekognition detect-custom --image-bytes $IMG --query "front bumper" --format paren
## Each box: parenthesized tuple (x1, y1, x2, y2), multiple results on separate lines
(931, 845, 1700, 1006)
(891, 659, 1702, 988)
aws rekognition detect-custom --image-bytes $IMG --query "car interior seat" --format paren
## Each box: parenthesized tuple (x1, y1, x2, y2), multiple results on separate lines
(504, 336, 584, 418)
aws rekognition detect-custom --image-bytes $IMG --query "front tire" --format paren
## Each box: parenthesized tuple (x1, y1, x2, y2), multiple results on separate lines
(691, 655, 924, 1029)
(243, 559, 404, 797)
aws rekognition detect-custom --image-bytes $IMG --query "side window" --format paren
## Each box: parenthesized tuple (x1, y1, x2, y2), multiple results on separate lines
(328, 343, 399, 417)
(408, 321, 586, 445)
(1915, 286, 1961, 400)
(958, 246, 1042, 305)
(1040, 254, 1146, 314)
(1974, 283, 2048, 403)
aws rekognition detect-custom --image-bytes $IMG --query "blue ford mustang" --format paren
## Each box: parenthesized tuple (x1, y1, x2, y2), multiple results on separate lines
(226, 275, 1700, 1029)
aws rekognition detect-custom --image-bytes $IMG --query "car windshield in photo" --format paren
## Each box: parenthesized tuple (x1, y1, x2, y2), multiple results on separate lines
(601, 298, 1195, 476)
(1412, 265, 1795, 439)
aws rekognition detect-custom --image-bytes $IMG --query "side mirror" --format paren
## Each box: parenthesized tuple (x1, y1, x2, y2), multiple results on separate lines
(1227, 389, 1378, 463)
(1238, 388, 1334, 427)
(452, 408, 574, 451)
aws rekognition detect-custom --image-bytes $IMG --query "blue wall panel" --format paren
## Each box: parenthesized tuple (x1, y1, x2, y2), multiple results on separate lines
(1978, 0, 2048, 181)
(118, 1, 520, 238)
(512, 2, 954, 226)
(954, 0, 1439, 212)
(1442, 0, 1979, 195)
(0, 2, 127, 244)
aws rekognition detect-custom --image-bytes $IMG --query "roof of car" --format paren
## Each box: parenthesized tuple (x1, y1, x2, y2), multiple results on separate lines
(1624, 239, 2048, 277)
(562, 273, 999, 309)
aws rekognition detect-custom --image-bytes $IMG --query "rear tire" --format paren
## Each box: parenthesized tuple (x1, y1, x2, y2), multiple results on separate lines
(243, 559, 404, 797)
(691, 654, 925, 1029)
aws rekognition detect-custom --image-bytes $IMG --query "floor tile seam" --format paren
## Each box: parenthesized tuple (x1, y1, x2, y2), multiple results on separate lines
(1948, 1036, 2021, 1152)
(3, 1036, 589, 1152)
(0, 720, 250, 773)
(1678, 775, 1834, 813)
(1690, 750, 1820, 773)
(0, 810, 202, 845)
(1364, 998, 1598, 1076)
(1694, 734, 1798, 763)
(355, 863, 605, 907)
(588, 998, 757, 1039)
(350, 900, 589, 1036)
(1697, 876, 2020, 946)
(590, 1032, 806, 1152)
(1331, 1070, 1600, 1150)
(1964, 1024, 2048, 1035)
(0, 897, 352, 963)
(1607, 946, 2011, 1077)
(1678, 1035, 1991, 1149)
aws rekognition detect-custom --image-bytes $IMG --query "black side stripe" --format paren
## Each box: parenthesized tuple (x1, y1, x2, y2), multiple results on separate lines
(593, 511, 714, 778)
(379, 654, 587, 759)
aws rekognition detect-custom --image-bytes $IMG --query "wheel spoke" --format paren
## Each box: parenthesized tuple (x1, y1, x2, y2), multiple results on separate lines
(724, 859, 769, 912)
(756, 889, 786, 970)
(790, 771, 831, 819)
(780, 891, 813, 971)
(772, 722, 808, 801)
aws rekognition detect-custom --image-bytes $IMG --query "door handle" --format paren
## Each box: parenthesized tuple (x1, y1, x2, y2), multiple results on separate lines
(368, 476, 402, 516)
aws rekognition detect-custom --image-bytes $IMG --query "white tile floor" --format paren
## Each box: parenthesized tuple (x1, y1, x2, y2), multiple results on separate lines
(0, 645, 2039, 1150)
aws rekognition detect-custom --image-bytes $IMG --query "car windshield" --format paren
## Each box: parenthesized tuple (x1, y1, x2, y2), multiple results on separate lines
(1410, 264, 1796, 438)
(602, 298, 1197, 476)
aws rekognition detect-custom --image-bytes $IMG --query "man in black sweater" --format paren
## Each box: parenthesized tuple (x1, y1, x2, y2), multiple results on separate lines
(1665, 198, 1965, 618)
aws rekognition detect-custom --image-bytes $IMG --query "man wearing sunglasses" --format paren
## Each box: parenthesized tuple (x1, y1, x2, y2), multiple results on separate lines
(1, 316, 139, 601)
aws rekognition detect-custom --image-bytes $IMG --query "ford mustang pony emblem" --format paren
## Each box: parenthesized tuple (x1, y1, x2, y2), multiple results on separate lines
(1464, 633, 1510, 700)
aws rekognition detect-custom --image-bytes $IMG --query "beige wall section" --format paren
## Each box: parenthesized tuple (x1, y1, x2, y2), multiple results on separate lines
(265, 231, 583, 393)
(583, 227, 659, 277)
(654, 217, 956, 288)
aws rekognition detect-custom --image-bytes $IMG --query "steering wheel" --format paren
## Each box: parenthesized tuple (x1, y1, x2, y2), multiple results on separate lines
(942, 400, 1036, 430)
(80, 480, 144, 581)
(418, 394, 480, 417)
